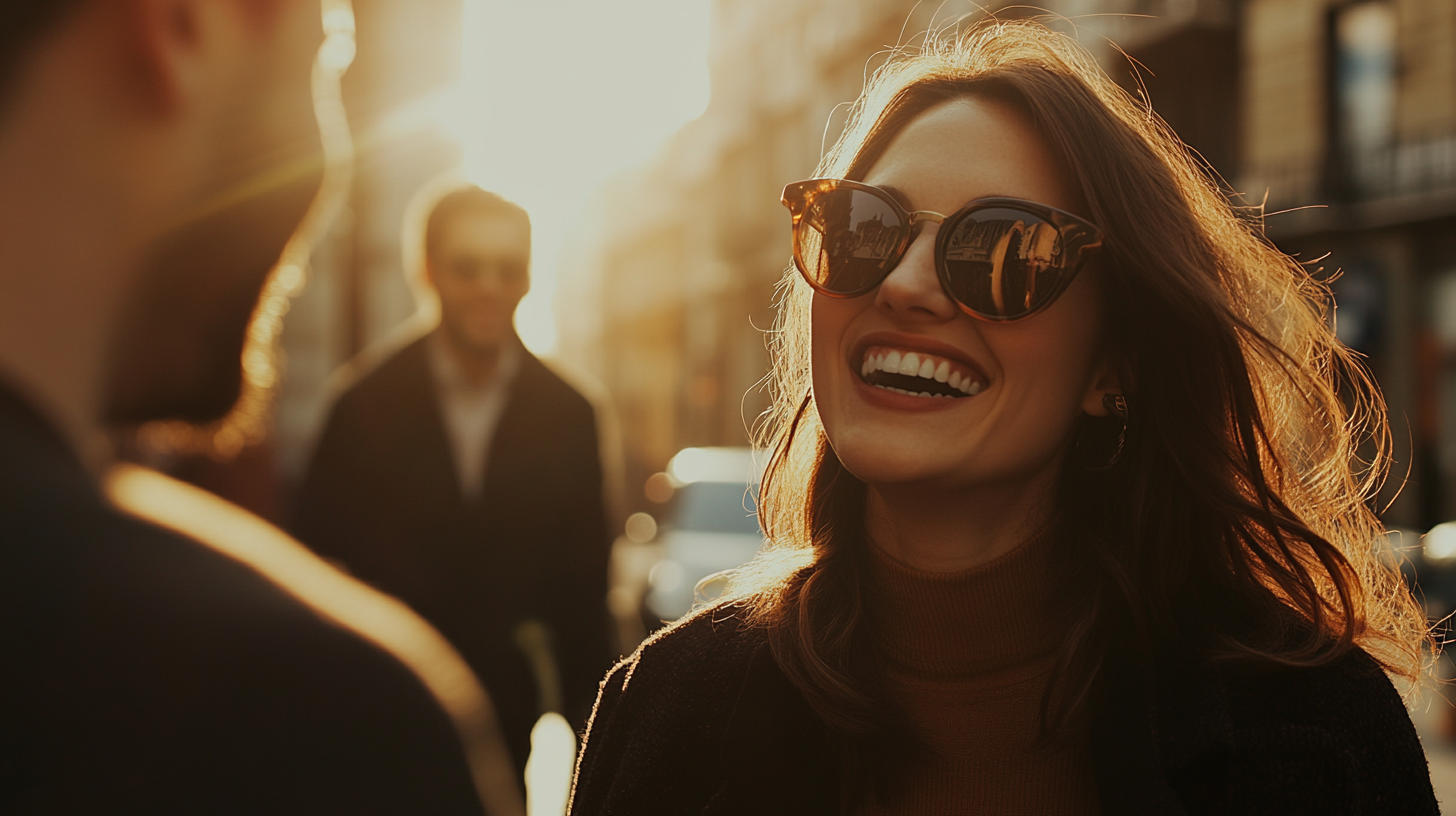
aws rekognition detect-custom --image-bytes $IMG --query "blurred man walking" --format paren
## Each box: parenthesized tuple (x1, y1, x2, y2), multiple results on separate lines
(295, 183, 616, 780)
(0, 2, 517, 813)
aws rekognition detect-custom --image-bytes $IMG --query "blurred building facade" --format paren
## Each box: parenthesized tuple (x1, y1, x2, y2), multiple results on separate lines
(1237, 0, 1456, 529)
(557, 0, 948, 516)
(559, 0, 1456, 529)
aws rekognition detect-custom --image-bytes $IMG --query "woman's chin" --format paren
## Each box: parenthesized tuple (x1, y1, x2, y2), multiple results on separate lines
(834, 444, 971, 489)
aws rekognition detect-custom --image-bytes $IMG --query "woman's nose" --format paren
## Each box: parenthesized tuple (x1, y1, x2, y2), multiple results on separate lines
(874, 225, 958, 321)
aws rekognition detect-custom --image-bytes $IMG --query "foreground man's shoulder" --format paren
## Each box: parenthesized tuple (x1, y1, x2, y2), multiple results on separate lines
(2, 465, 494, 813)
(100, 467, 505, 813)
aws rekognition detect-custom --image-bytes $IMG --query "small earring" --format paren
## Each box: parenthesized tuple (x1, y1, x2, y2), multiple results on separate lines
(1102, 393, 1128, 421)
(1083, 393, 1128, 472)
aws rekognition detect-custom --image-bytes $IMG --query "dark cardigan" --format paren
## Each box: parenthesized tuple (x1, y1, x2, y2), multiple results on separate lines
(293, 336, 614, 777)
(569, 604, 1437, 816)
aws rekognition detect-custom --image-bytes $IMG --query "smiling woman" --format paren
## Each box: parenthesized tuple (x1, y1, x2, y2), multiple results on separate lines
(806, 97, 1112, 551)
(567, 19, 1437, 816)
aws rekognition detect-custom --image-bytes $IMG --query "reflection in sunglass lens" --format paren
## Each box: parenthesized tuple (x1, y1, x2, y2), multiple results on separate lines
(799, 189, 906, 295)
(941, 208, 1070, 319)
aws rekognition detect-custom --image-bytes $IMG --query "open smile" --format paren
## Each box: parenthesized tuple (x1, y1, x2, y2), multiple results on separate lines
(858, 345, 987, 399)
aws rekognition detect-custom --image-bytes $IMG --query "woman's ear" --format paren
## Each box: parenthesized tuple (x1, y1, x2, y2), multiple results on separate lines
(1081, 355, 1122, 417)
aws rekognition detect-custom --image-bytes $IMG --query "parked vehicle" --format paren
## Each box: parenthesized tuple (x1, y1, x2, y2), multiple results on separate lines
(643, 447, 766, 623)
(1419, 523, 1456, 621)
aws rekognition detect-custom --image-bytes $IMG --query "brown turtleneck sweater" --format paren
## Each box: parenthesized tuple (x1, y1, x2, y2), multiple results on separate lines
(859, 529, 1099, 815)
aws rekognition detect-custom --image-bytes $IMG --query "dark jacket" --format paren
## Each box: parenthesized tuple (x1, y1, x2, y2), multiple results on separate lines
(293, 335, 615, 777)
(569, 604, 1438, 816)
(0, 384, 484, 814)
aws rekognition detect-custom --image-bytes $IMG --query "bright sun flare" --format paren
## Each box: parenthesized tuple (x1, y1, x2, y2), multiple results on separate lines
(453, 0, 712, 355)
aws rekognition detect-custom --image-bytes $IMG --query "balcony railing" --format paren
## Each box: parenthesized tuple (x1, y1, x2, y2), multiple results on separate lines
(1348, 134, 1456, 200)
(1242, 130, 1456, 220)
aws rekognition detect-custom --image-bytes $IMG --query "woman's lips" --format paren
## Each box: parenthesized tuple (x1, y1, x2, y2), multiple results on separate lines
(855, 344, 987, 400)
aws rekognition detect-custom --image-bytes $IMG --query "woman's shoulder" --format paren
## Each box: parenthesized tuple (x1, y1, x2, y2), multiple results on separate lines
(1219, 644, 1415, 740)
(1207, 645, 1437, 812)
(570, 602, 773, 814)
(606, 601, 767, 700)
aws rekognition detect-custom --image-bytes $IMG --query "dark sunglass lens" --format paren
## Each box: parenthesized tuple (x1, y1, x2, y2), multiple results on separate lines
(798, 188, 905, 295)
(941, 208, 1072, 319)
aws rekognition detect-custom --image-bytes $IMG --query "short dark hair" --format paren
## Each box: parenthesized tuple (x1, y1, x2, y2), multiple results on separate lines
(0, 0, 84, 111)
(423, 185, 531, 261)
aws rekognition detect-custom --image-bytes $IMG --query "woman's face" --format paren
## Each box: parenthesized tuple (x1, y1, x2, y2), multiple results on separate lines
(811, 96, 1115, 493)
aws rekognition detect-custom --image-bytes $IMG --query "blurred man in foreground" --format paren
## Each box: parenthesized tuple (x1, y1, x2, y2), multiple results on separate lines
(296, 183, 615, 779)
(0, 2, 515, 813)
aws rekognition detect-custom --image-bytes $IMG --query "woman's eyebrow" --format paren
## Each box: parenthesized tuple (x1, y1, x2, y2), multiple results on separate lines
(876, 184, 915, 209)
(879, 183, 1023, 212)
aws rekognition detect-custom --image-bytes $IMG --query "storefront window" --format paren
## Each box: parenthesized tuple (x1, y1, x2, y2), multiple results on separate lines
(1332, 1, 1397, 188)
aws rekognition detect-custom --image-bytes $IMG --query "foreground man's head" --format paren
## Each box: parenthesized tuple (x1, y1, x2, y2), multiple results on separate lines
(0, 4, 521, 812)
(0, 0, 324, 456)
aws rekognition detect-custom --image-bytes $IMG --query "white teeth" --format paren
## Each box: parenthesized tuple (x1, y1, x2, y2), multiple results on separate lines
(873, 385, 933, 398)
(859, 346, 988, 399)
(954, 377, 984, 395)
(868, 381, 984, 399)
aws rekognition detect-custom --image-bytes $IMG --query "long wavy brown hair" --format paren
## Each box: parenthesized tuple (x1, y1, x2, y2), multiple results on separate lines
(728, 18, 1431, 795)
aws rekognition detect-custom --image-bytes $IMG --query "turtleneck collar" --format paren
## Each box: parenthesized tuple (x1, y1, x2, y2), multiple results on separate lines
(864, 524, 1062, 678)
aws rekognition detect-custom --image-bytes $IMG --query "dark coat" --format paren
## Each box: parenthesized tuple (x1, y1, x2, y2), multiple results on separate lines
(569, 604, 1439, 816)
(0, 384, 484, 814)
(293, 335, 615, 776)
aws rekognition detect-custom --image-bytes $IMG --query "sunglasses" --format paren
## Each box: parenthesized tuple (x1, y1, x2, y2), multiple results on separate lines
(781, 179, 1104, 322)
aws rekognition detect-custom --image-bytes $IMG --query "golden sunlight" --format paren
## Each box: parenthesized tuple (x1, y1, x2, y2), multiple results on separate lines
(454, 0, 712, 354)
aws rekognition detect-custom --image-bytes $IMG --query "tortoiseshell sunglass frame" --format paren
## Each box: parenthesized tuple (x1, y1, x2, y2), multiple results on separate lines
(780, 178, 1105, 323)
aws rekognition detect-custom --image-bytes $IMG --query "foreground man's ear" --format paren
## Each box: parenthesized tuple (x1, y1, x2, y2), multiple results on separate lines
(117, 0, 279, 117)
(114, 0, 211, 115)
